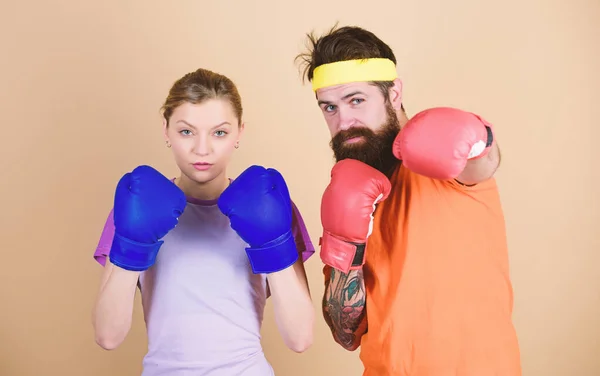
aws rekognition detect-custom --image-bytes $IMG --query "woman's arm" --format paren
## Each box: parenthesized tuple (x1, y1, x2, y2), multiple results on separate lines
(266, 259, 314, 353)
(92, 262, 140, 350)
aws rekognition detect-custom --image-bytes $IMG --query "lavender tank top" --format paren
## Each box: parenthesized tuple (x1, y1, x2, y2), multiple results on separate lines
(93, 191, 315, 375)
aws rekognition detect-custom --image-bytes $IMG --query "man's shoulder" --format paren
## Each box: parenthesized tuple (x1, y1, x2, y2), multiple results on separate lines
(391, 165, 502, 208)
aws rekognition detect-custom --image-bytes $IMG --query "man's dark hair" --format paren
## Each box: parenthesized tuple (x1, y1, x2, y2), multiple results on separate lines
(295, 23, 403, 109)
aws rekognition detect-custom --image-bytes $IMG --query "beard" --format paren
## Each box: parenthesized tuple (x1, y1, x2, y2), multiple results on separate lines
(329, 104, 401, 176)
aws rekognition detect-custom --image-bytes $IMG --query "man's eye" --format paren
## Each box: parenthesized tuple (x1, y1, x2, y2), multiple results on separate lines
(325, 105, 336, 112)
(351, 98, 364, 105)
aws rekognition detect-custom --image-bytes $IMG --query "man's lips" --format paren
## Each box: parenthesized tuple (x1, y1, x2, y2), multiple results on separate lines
(344, 136, 365, 144)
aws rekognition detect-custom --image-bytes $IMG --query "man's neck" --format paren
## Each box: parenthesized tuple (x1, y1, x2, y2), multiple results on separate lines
(397, 109, 410, 129)
(175, 172, 229, 201)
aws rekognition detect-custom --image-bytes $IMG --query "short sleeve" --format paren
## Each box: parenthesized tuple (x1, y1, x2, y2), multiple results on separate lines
(93, 209, 115, 267)
(290, 201, 315, 262)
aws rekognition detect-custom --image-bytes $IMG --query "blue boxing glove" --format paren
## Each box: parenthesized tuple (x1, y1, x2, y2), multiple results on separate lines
(109, 165, 187, 271)
(218, 165, 299, 274)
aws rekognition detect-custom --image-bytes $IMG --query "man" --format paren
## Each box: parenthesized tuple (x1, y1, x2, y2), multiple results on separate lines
(295, 25, 521, 375)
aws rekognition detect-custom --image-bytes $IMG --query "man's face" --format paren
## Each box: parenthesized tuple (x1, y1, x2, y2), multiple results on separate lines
(316, 81, 400, 174)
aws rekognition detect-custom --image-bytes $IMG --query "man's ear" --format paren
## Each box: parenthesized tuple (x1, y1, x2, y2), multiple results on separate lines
(389, 78, 404, 111)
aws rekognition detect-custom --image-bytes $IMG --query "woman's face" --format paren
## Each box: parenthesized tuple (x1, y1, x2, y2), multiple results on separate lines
(164, 99, 243, 184)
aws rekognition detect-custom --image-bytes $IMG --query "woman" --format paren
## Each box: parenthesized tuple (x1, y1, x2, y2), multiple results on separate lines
(91, 68, 315, 375)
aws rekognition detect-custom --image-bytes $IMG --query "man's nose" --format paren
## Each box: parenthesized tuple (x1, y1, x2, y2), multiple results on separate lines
(337, 108, 356, 131)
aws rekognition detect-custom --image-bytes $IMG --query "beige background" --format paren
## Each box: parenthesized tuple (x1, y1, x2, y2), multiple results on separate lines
(1, 0, 598, 375)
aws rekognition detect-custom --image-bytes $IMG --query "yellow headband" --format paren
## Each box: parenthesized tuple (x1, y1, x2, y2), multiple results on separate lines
(311, 58, 397, 91)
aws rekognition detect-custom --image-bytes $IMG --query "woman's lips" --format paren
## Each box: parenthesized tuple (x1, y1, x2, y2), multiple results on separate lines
(192, 163, 212, 171)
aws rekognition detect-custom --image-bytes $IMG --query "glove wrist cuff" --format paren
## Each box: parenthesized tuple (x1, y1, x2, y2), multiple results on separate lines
(319, 231, 366, 274)
(468, 124, 495, 160)
(245, 230, 299, 274)
(109, 233, 162, 272)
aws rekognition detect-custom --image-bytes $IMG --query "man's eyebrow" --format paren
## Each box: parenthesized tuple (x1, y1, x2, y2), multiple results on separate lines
(342, 91, 366, 100)
(317, 91, 367, 106)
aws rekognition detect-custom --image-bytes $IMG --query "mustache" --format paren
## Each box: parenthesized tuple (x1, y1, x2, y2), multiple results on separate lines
(329, 120, 400, 176)
(330, 127, 376, 146)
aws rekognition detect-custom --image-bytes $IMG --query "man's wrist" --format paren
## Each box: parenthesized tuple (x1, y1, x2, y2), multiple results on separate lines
(319, 231, 367, 273)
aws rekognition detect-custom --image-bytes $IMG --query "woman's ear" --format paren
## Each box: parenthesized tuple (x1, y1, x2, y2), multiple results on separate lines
(162, 118, 169, 143)
(389, 78, 404, 111)
(237, 121, 246, 141)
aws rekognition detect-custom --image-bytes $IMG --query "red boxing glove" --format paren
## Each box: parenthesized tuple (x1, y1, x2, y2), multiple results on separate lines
(393, 107, 494, 180)
(320, 159, 392, 273)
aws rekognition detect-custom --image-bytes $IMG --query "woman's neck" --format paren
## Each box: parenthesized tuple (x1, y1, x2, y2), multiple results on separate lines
(175, 172, 230, 202)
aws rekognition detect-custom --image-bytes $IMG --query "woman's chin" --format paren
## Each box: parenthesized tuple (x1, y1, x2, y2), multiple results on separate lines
(187, 167, 223, 184)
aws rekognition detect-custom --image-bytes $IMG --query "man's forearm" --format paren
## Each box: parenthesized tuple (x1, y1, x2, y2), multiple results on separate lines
(457, 139, 501, 185)
(322, 267, 367, 351)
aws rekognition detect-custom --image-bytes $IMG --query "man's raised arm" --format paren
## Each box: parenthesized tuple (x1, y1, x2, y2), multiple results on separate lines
(393, 107, 501, 185)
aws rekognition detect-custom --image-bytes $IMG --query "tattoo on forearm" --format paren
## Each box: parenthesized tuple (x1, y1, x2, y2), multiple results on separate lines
(323, 268, 367, 348)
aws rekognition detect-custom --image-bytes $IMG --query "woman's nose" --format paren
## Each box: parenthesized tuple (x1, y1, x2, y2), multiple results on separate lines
(193, 136, 211, 156)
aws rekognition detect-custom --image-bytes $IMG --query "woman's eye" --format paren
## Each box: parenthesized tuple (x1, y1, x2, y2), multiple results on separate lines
(180, 130, 192, 136)
(215, 130, 227, 137)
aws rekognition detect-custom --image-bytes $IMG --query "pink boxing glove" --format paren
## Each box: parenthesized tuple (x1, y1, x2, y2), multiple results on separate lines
(320, 160, 391, 273)
(392, 107, 494, 180)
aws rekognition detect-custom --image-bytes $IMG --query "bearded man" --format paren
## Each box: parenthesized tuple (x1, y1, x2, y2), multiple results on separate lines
(296, 25, 521, 376)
